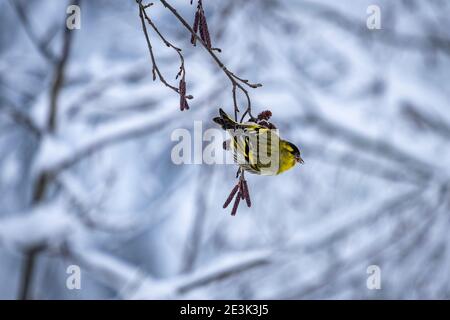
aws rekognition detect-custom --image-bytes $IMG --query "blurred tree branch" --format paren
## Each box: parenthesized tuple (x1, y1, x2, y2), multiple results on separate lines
(181, 166, 211, 273)
(291, 0, 450, 56)
(65, 60, 149, 118)
(264, 189, 432, 298)
(402, 102, 450, 139)
(18, 0, 80, 300)
(0, 99, 42, 137)
(8, 0, 58, 63)
(47, 0, 79, 132)
(0, 204, 270, 299)
(2, 0, 448, 300)
(301, 141, 425, 185)
(298, 112, 440, 183)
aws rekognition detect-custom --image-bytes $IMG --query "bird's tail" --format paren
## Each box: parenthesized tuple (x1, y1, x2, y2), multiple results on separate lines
(213, 108, 241, 130)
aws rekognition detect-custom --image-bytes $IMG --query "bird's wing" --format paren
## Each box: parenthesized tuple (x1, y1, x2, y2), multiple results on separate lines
(229, 127, 280, 175)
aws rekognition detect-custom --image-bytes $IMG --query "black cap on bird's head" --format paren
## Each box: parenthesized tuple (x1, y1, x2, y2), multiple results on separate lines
(286, 142, 304, 164)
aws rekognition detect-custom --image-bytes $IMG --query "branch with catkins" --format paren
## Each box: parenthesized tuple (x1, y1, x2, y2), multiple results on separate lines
(136, 1, 269, 216)
(190, 0, 215, 51)
(136, 0, 193, 111)
(223, 174, 251, 216)
(137, 0, 262, 120)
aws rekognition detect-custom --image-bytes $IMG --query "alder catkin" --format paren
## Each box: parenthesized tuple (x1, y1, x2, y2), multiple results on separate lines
(179, 79, 186, 110)
(223, 184, 239, 208)
(242, 180, 251, 207)
(231, 192, 241, 216)
(200, 12, 211, 49)
(239, 181, 245, 200)
(191, 11, 200, 45)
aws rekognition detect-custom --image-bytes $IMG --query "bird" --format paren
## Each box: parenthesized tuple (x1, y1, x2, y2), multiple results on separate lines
(213, 108, 304, 175)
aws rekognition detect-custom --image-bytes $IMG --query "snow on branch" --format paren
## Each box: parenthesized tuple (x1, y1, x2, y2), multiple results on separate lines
(56, 172, 142, 232)
(69, 247, 271, 299)
(0, 202, 80, 252)
(174, 250, 271, 295)
(33, 108, 174, 177)
(298, 112, 442, 183)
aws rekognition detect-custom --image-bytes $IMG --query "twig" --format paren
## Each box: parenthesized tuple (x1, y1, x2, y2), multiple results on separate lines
(137, 2, 178, 91)
(136, 0, 193, 110)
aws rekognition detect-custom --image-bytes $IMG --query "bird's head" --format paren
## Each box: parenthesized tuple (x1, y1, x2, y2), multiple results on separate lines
(285, 141, 304, 164)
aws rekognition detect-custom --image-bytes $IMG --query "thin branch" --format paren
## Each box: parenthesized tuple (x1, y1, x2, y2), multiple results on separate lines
(159, 0, 261, 121)
(137, 2, 178, 92)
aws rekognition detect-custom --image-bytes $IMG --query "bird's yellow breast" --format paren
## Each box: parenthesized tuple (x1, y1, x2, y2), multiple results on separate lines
(276, 146, 297, 175)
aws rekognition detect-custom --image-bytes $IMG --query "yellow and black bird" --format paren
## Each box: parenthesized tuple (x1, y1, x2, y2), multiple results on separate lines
(213, 108, 304, 175)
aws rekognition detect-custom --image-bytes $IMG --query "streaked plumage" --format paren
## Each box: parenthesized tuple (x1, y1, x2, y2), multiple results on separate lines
(213, 109, 304, 175)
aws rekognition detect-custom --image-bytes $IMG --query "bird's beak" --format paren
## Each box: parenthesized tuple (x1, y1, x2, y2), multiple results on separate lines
(296, 156, 305, 165)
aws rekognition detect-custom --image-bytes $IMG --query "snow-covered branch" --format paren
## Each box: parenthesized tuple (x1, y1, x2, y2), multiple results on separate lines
(292, 0, 450, 56)
(0, 205, 271, 299)
(298, 112, 442, 183)
(33, 108, 173, 177)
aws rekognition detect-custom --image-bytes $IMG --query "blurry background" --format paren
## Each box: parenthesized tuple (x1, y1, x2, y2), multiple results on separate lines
(1, 0, 450, 299)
